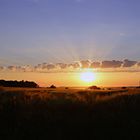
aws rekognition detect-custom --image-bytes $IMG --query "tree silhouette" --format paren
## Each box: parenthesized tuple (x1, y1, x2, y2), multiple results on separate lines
(0, 80, 39, 88)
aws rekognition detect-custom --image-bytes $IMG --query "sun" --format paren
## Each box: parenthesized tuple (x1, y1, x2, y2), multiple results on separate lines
(80, 71, 96, 82)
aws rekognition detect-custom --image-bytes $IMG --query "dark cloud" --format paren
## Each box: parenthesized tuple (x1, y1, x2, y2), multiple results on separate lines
(123, 59, 137, 67)
(40, 63, 48, 69)
(2, 59, 140, 72)
(56, 63, 68, 69)
(7, 66, 17, 71)
(0, 66, 4, 70)
(90, 62, 100, 68)
(137, 62, 140, 66)
(8, 65, 33, 72)
(46, 64, 56, 70)
(34, 64, 42, 71)
(101, 60, 123, 68)
(16, 66, 25, 71)
(34, 63, 49, 71)
(80, 60, 91, 68)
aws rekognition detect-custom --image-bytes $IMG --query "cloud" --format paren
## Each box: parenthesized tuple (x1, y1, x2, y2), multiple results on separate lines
(123, 59, 137, 67)
(22, 65, 33, 72)
(56, 63, 68, 69)
(68, 62, 81, 69)
(90, 62, 100, 68)
(80, 60, 91, 68)
(7, 65, 34, 72)
(7, 66, 17, 71)
(46, 64, 56, 70)
(34, 63, 56, 71)
(1, 59, 140, 73)
(0, 66, 4, 71)
(101, 60, 123, 68)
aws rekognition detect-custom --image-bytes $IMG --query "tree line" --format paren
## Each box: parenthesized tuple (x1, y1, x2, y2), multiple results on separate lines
(0, 80, 39, 88)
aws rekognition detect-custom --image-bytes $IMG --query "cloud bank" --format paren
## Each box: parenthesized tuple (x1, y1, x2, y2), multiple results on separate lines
(0, 59, 140, 73)
(101, 60, 123, 68)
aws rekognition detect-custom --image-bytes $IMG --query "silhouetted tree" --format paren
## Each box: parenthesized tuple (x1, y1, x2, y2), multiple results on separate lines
(88, 85, 100, 90)
(49, 85, 56, 88)
(0, 80, 39, 88)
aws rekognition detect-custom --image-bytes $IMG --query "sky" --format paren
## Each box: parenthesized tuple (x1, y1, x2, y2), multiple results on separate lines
(0, 0, 140, 66)
(0, 0, 140, 87)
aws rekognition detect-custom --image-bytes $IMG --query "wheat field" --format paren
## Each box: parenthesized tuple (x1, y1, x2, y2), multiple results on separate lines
(0, 87, 140, 139)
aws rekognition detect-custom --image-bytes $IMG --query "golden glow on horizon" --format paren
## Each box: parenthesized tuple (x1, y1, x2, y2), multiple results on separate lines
(80, 71, 96, 82)
(0, 71, 140, 87)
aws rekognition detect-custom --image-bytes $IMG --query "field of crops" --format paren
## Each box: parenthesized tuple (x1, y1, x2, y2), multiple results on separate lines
(0, 87, 140, 139)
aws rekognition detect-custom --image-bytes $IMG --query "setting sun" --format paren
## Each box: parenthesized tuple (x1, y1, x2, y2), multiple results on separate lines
(80, 71, 96, 82)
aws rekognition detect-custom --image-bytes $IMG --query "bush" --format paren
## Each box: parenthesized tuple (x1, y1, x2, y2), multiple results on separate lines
(0, 80, 39, 88)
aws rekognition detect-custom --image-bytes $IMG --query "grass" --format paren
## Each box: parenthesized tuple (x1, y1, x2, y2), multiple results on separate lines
(0, 87, 140, 139)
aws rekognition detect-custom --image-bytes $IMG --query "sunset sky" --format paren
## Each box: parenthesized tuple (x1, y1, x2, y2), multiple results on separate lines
(0, 0, 140, 87)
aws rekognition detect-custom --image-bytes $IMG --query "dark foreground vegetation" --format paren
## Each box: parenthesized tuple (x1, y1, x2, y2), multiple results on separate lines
(0, 80, 39, 88)
(0, 87, 140, 139)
